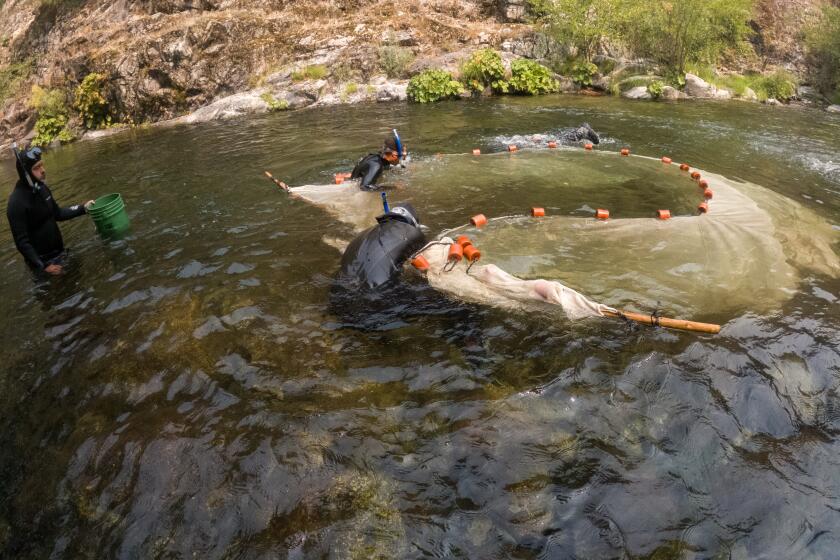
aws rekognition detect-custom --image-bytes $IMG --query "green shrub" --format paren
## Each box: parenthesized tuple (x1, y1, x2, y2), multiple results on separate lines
(461, 48, 508, 93)
(74, 73, 113, 129)
(571, 61, 598, 87)
(378, 46, 414, 79)
(30, 85, 74, 145)
(291, 65, 328, 82)
(407, 69, 465, 103)
(508, 59, 558, 95)
(805, 6, 840, 97)
(647, 80, 665, 99)
(345, 82, 358, 95)
(755, 70, 797, 102)
(529, 0, 624, 62)
(0, 59, 33, 104)
(260, 92, 289, 111)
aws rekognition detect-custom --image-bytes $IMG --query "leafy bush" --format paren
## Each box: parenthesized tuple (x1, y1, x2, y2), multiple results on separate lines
(805, 6, 840, 97)
(755, 70, 797, 102)
(407, 69, 465, 103)
(647, 80, 664, 99)
(529, 0, 624, 62)
(508, 59, 558, 95)
(571, 61, 598, 87)
(291, 65, 328, 82)
(461, 48, 508, 93)
(74, 73, 112, 129)
(378, 46, 414, 79)
(260, 92, 289, 111)
(624, 0, 754, 75)
(345, 82, 358, 95)
(30, 85, 74, 145)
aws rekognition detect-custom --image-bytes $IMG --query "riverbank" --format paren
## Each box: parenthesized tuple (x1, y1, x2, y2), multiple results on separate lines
(2, 0, 838, 155)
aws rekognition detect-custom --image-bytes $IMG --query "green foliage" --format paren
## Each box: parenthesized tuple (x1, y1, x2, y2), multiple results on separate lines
(529, 0, 625, 62)
(260, 92, 289, 111)
(291, 65, 328, 82)
(345, 82, 359, 95)
(508, 59, 559, 95)
(407, 69, 465, 103)
(647, 79, 664, 99)
(0, 60, 33, 104)
(754, 70, 797, 102)
(30, 85, 74, 145)
(74, 73, 112, 129)
(624, 0, 755, 74)
(805, 5, 840, 97)
(461, 48, 509, 93)
(570, 61, 598, 86)
(378, 46, 414, 79)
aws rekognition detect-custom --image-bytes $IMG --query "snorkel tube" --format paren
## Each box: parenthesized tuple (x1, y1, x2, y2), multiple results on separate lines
(392, 128, 407, 165)
(11, 142, 36, 189)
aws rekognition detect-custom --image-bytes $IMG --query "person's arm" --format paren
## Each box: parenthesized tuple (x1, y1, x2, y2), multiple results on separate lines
(7, 200, 45, 270)
(359, 159, 384, 190)
(48, 187, 88, 221)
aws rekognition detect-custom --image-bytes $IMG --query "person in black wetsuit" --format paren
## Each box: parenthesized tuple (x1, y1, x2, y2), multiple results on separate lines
(563, 122, 601, 145)
(337, 203, 426, 290)
(350, 130, 406, 190)
(6, 146, 93, 275)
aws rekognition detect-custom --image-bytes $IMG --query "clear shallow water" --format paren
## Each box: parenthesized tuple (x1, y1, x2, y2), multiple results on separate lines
(0, 96, 839, 559)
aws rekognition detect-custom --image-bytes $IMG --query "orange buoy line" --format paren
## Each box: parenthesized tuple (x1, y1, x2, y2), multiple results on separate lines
(621, 148, 630, 156)
(698, 179, 709, 189)
(596, 209, 610, 220)
(698, 202, 709, 214)
(662, 157, 672, 164)
(548, 141, 558, 149)
(585, 143, 594, 151)
(691, 171, 702, 180)
(531, 207, 546, 217)
(658, 209, 671, 220)
(703, 189, 714, 199)
(680, 163, 690, 172)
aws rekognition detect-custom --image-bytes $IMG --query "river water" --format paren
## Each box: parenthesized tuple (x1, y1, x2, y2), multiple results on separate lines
(1, 96, 839, 559)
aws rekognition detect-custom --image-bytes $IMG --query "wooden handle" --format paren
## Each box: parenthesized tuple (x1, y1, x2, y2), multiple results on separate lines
(603, 309, 721, 334)
(264, 170, 289, 192)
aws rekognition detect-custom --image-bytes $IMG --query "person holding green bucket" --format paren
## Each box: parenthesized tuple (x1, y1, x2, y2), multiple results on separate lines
(6, 145, 95, 276)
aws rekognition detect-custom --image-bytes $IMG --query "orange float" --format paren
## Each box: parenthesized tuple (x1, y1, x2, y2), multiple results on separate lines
(334, 175, 345, 184)
(547, 141, 558, 149)
(463, 244, 482, 262)
(456, 235, 473, 248)
(680, 164, 690, 172)
(508, 145, 518, 152)
(691, 171, 702, 180)
(621, 148, 630, 156)
(658, 209, 671, 220)
(596, 209, 610, 220)
(472, 149, 481, 156)
(662, 157, 672, 164)
(703, 189, 714, 199)
(448, 243, 464, 263)
(531, 207, 546, 217)
(584, 143, 594, 151)
(698, 202, 709, 214)
(698, 179, 709, 189)
(411, 255, 430, 271)
(470, 214, 488, 228)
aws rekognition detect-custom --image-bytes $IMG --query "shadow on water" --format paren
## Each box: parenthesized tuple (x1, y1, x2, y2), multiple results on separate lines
(0, 96, 838, 558)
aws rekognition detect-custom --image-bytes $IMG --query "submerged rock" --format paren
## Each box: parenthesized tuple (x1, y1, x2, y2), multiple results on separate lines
(175, 92, 268, 124)
(827, 105, 840, 113)
(660, 86, 682, 100)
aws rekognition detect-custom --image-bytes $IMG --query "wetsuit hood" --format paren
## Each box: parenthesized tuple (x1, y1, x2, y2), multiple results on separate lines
(376, 203, 420, 228)
(14, 146, 42, 186)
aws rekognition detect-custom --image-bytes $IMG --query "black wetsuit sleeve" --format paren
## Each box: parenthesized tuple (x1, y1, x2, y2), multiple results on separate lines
(7, 197, 45, 270)
(50, 191, 86, 221)
(359, 159, 384, 190)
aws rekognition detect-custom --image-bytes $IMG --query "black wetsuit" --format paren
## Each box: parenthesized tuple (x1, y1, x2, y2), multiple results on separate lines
(6, 179, 86, 271)
(338, 212, 426, 290)
(350, 154, 392, 190)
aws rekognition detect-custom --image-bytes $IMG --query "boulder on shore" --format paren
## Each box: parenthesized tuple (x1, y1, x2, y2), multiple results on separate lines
(622, 86, 651, 100)
(827, 105, 840, 113)
(684, 73, 732, 100)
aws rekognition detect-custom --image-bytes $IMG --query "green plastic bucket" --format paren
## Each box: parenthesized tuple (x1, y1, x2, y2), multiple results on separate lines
(89, 193, 130, 235)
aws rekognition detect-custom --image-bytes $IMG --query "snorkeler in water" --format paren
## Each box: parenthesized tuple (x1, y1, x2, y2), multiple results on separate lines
(350, 130, 406, 190)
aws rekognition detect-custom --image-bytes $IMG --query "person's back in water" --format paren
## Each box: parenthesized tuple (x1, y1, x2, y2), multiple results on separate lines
(350, 130, 406, 190)
(337, 204, 426, 290)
